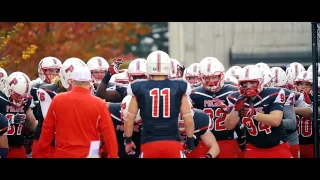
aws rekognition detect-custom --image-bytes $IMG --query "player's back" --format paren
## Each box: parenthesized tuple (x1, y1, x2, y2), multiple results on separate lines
(128, 78, 191, 144)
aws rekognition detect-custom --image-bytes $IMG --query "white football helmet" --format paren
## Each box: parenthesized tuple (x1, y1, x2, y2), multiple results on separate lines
(109, 70, 127, 83)
(238, 65, 264, 97)
(224, 75, 239, 86)
(286, 62, 306, 90)
(4, 72, 31, 107)
(262, 70, 273, 87)
(0, 68, 8, 91)
(115, 71, 129, 84)
(295, 71, 313, 84)
(59, 57, 87, 90)
(87, 56, 109, 86)
(30, 78, 43, 87)
(38, 56, 62, 84)
(307, 63, 320, 76)
(120, 95, 141, 124)
(270, 67, 288, 88)
(295, 71, 313, 93)
(225, 66, 242, 79)
(183, 63, 201, 86)
(127, 58, 148, 82)
(169, 58, 183, 79)
(199, 57, 225, 72)
(255, 62, 270, 73)
(199, 57, 225, 92)
(146, 50, 171, 76)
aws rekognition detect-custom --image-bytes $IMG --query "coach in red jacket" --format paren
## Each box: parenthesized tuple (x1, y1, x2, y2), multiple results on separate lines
(36, 66, 118, 158)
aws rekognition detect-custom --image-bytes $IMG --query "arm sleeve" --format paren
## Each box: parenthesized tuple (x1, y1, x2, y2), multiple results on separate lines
(282, 105, 297, 132)
(37, 88, 53, 118)
(269, 88, 285, 112)
(226, 93, 237, 113)
(36, 96, 56, 153)
(99, 104, 118, 158)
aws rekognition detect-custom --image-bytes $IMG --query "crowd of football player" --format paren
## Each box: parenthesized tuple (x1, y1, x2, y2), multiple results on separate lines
(0, 49, 319, 158)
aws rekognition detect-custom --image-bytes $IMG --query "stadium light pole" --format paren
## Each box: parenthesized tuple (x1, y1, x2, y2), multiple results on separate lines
(311, 22, 319, 158)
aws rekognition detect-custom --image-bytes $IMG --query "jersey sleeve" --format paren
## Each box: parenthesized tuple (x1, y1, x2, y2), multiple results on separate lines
(37, 88, 54, 119)
(193, 110, 212, 137)
(177, 80, 192, 96)
(127, 82, 139, 97)
(116, 86, 127, 99)
(185, 82, 192, 96)
(226, 92, 239, 113)
(269, 88, 285, 112)
(285, 91, 295, 106)
(108, 103, 122, 123)
(0, 113, 9, 136)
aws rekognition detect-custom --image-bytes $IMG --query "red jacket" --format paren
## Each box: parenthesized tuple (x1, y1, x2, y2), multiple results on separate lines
(35, 87, 118, 158)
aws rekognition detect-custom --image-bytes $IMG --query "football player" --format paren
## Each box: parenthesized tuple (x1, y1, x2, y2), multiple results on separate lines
(32, 57, 62, 109)
(269, 67, 299, 158)
(183, 63, 201, 89)
(106, 95, 142, 158)
(286, 62, 306, 90)
(294, 71, 318, 158)
(87, 56, 109, 92)
(225, 65, 291, 158)
(0, 72, 38, 158)
(125, 50, 195, 158)
(179, 108, 220, 158)
(189, 57, 241, 158)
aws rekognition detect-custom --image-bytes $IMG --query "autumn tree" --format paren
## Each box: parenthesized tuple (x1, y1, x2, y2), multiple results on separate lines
(0, 22, 38, 71)
(0, 22, 151, 79)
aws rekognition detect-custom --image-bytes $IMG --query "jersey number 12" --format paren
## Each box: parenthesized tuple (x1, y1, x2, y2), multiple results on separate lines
(150, 88, 170, 118)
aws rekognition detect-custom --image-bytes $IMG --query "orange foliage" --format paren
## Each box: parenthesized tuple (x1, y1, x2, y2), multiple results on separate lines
(0, 22, 151, 79)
